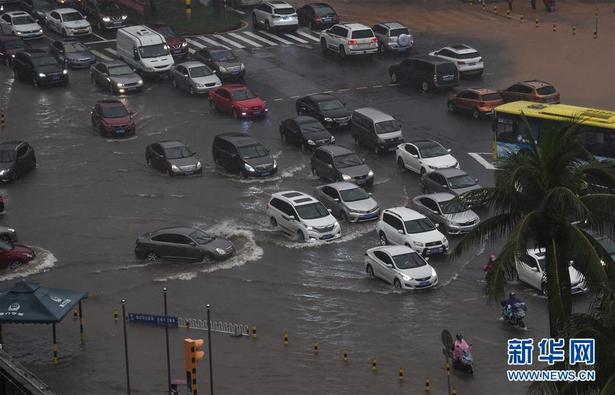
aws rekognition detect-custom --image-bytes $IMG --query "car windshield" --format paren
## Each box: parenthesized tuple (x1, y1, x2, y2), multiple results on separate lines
(274, 7, 294, 15)
(13, 15, 35, 25)
(100, 105, 128, 118)
(108, 65, 133, 76)
(31, 56, 57, 66)
(418, 142, 448, 158)
(481, 93, 502, 101)
(295, 202, 329, 220)
(340, 187, 369, 202)
(188, 65, 213, 78)
(209, 50, 236, 62)
(448, 174, 477, 189)
(238, 144, 268, 159)
(537, 85, 556, 95)
(3, 40, 25, 49)
(390, 28, 409, 36)
(439, 198, 469, 214)
(99, 2, 121, 11)
(393, 252, 426, 269)
(155, 26, 176, 38)
(62, 12, 83, 21)
(313, 5, 335, 16)
(404, 218, 435, 233)
(164, 145, 193, 159)
(351, 29, 374, 39)
(64, 42, 88, 52)
(333, 153, 363, 169)
(0, 150, 15, 163)
(317, 99, 344, 111)
(0, 240, 13, 251)
(139, 43, 169, 58)
(375, 120, 401, 134)
(230, 89, 256, 101)
(189, 229, 214, 244)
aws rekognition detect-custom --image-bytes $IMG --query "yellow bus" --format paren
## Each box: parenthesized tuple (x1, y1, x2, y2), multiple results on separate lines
(492, 101, 615, 161)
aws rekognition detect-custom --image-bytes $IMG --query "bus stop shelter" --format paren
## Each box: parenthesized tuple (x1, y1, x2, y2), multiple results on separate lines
(0, 281, 88, 364)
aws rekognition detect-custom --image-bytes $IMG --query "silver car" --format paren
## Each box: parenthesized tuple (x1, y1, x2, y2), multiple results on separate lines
(314, 182, 380, 222)
(90, 61, 143, 94)
(420, 168, 481, 196)
(171, 61, 222, 96)
(372, 22, 413, 54)
(410, 193, 479, 235)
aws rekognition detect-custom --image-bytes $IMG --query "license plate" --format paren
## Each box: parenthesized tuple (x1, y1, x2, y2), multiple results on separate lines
(253, 111, 261, 115)
(260, 171, 271, 176)
(52, 75, 60, 81)
(388, 146, 396, 152)
(115, 129, 125, 134)
(338, 121, 348, 126)
(184, 171, 193, 175)
(419, 281, 431, 287)
(321, 234, 334, 240)
(431, 247, 443, 253)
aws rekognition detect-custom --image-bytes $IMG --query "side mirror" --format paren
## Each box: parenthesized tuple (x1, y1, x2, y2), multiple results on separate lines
(424, 257, 430, 261)
(432, 209, 438, 214)
(288, 215, 296, 221)
(441, 184, 448, 188)
(410, 154, 418, 158)
(189, 242, 197, 247)
(231, 153, 238, 158)
(327, 209, 332, 213)
(474, 178, 479, 182)
(397, 229, 404, 235)
(334, 198, 340, 202)
(530, 267, 538, 272)
(368, 193, 372, 196)
(447, 148, 452, 153)
(435, 223, 440, 228)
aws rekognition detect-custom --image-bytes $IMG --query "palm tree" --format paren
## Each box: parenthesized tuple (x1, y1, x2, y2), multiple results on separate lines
(454, 120, 615, 337)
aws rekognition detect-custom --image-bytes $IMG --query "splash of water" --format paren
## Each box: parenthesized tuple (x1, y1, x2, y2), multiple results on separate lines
(0, 247, 57, 282)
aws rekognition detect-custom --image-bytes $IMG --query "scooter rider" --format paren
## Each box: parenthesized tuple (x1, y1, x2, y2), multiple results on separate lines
(501, 292, 522, 309)
(483, 254, 496, 279)
(452, 333, 469, 363)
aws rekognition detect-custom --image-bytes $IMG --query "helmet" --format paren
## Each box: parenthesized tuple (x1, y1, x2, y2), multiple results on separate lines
(509, 292, 516, 298)
(489, 254, 496, 261)
(456, 333, 463, 341)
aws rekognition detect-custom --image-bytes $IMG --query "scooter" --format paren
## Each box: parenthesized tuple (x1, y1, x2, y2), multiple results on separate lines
(452, 340, 474, 374)
(502, 302, 527, 329)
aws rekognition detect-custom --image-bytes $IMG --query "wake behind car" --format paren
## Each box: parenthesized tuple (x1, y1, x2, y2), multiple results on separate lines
(410, 193, 480, 235)
(192, 47, 245, 81)
(146, 23, 188, 60)
(389, 55, 459, 92)
(295, 93, 351, 129)
(0, 11, 43, 39)
(365, 245, 438, 290)
(145, 140, 202, 177)
(279, 116, 334, 151)
(396, 140, 458, 175)
(311, 145, 374, 187)
(212, 133, 277, 177)
(314, 182, 380, 222)
(13, 49, 68, 86)
(0, 239, 35, 270)
(0, 141, 36, 183)
(320, 23, 377, 58)
(171, 61, 221, 95)
(90, 61, 143, 94)
(91, 99, 135, 138)
(45, 8, 91, 36)
(49, 39, 95, 68)
(135, 226, 235, 262)
(209, 84, 267, 118)
(252, 0, 298, 32)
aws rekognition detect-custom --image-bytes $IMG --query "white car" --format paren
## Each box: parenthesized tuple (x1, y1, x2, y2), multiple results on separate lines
(429, 44, 483, 76)
(396, 139, 459, 175)
(0, 11, 43, 39)
(376, 207, 448, 256)
(252, 0, 298, 32)
(320, 23, 378, 58)
(365, 245, 438, 290)
(45, 8, 92, 37)
(267, 190, 341, 242)
(515, 248, 587, 295)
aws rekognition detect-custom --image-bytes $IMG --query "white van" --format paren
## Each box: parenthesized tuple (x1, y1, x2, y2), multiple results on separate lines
(116, 25, 174, 76)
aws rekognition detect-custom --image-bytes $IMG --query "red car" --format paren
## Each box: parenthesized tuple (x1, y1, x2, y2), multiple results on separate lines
(209, 85, 268, 119)
(0, 240, 35, 270)
(91, 100, 136, 138)
(447, 88, 504, 119)
(146, 23, 188, 60)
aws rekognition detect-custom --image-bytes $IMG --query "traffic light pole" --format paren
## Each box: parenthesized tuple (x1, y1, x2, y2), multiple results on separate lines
(206, 305, 214, 395)
(163, 288, 171, 395)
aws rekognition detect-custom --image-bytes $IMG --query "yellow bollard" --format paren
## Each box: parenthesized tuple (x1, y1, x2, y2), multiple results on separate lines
(535, 17, 539, 27)
(446, 362, 451, 375)
(593, 31, 597, 39)
(425, 376, 431, 392)
(343, 350, 348, 363)
(553, 23, 557, 32)
(493, 5, 497, 14)
(452, 386, 457, 395)
(398, 368, 404, 381)
(251, 325, 257, 339)
(313, 342, 319, 354)
(371, 357, 378, 372)
(113, 309, 118, 322)
(469, 0, 473, 6)
(283, 332, 288, 347)
(506, 9, 510, 18)
(482, 0, 485, 10)
(572, 26, 576, 35)
(73, 309, 78, 320)
(0, 113, 5, 128)
(520, 15, 524, 22)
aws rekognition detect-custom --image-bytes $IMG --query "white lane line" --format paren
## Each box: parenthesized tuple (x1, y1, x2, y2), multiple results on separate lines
(323, 90, 333, 93)
(259, 31, 293, 44)
(194, 36, 230, 50)
(356, 86, 368, 90)
(468, 152, 497, 170)
(91, 49, 113, 61)
(388, 83, 399, 87)
(90, 32, 107, 41)
(372, 84, 383, 88)
(227, 6, 246, 15)
(106, 48, 117, 55)
(84, 39, 116, 45)
(295, 30, 320, 42)
(185, 38, 205, 49)
(243, 31, 278, 46)
(337, 88, 351, 92)
(213, 34, 246, 49)
(228, 32, 262, 47)
(283, 33, 308, 43)
(273, 98, 283, 101)
(290, 95, 300, 99)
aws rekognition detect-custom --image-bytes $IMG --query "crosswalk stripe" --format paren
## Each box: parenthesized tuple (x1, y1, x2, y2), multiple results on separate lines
(186, 38, 206, 49)
(259, 31, 293, 44)
(213, 34, 246, 49)
(228, 32, 262, 47)
(295, 30, 320, 42)
(243, 31, 278, 46)
(194, 36, 230, 50)
(105, 48, 117, 55)
(91, 49, 113, 61)
(283, 33, 308, 44)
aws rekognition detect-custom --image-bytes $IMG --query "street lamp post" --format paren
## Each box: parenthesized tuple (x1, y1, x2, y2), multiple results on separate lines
(206, 304, 214, 395)
(163, 288, 171, 395)
(121, 300, 131, 395)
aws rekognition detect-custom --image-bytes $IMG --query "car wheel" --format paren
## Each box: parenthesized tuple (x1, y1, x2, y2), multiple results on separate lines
(252, 14, 258, 28)
(340, 211, 348, 222)
(420, 167, 426, 176)
(232, 109, 240, 119)
(99, 125, 106, 136)
(171, 78, 177, 88)
(309, 21, 316, 31)
(189, 86, 195, 96)
(209, 99, 217, 111)
(397, 157, 405, 170)
(393, 278, 402, 289)
(8, 260, 23, 270)
(472, 108, 480, 120)
(32, 78, 38, 88)
(320, 39, 327, 54)
(146, 252, 159, 262)
(311, 166, 317, 176)
(447, 101, 456, 113)
(97, 21, 103, 31)
(366, 264, 374, 277)
(379, 231, 388, 246)
(390, 72, 398, 84)
(280, 132, 286, 142)
(338, 45, 346, 59)
(270, 217, 278, 227)
(296, 230, 306, 242)
(265, 21, 271, 32)
(421, 81, 429, 93)
(146, 156, 152, 166)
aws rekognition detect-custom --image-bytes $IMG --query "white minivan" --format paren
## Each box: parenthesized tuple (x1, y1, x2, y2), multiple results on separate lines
(116, 25, 174, 76)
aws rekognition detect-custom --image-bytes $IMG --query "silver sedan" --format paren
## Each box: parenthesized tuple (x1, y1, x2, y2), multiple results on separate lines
(170, 61, 222, 95)
(314, 181, 380, 222)
(409, 193, 480, 235)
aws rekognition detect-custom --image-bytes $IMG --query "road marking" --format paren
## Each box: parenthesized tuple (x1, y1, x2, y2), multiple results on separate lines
(185, 38, 205, 49)
(227, 6, 246, 15)
(259, 31, 293, 44)
(194, 36, 231, 50)
(337, 88, 351, 92)
(273, 98, 283, 101)
(214, 34, 246, 48)
(468, 152, 497, 170)
(283, 33, 308, 44)
(243, 31, 278, 46)
(228, 32, 262, 47)
(106, 48, 117, 55)
(91, 49, 113, 61)
(295, 30, 320, 42)
(290, 95, 300, 99)
(323, 90, 333, 93)
(84, 38, 116, 45)
(372, 85, 383, 88)
(356, 86, 368, 90)
(388, 83, 399, 87)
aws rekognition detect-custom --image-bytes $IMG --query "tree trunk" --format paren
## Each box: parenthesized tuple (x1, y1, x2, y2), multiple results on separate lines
(545, 238, 572, 337)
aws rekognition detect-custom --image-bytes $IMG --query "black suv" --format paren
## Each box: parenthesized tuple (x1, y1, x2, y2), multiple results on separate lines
(279, 116, 334, 151)
(0, 141, 36, 183)
(388, 55, 458, 92)
(310, 145, 374, 187)
(82, 0, 127, 30)
(13, 49, 68, 87)
(212, 133, 277, 178)
(295, 93, 351, 130)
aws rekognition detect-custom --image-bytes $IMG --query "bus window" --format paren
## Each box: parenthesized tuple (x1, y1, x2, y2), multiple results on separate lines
(581, 127, 615, 160)
(495, 116, 516, 143)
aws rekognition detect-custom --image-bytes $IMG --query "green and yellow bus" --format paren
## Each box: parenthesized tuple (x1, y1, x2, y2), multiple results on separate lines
(492, 101, 615, 161)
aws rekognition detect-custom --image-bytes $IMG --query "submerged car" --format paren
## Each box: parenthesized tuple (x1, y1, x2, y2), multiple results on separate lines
(0, 240, 35, 270)
(90, 61, 143, 94)
(0, 141, 36, 183)
(209, 84, 267, 118)
(145, 140, 202, 177)
(420, 168, 482, 196)
(193, 47, 245, 80)
(410, 193, 479, 235)
(314, 182, 380, 222)
(515, 248, 587, 295)
(91, 99, 135, 138)
(365, 245, 438, 290)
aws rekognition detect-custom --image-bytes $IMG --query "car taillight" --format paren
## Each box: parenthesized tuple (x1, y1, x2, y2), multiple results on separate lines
(370, 37, 377, 43)
(314, 16, 321, 22)
(433, 74, 437, 82)
(348, 39, 357, 45)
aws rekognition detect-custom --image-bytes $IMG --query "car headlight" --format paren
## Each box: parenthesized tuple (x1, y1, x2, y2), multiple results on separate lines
(306, 226, 314, 231)
(37, 29, 43, 33)
(15, 31, 23, 35)
(196, 161, 202, 168)
(171, 165, 180, 172)
(307, 139, 316, 146)
(121, 15, 127, 20)
(7, 228, 15, 233)
(367, 170, 374, 177)
(324, 117, 333, 122)
(330, 136, 335, 142)
(431, 268, 437, 277)
(10, 54, 15, 58)
(181, 42, 188, 47)
(244, 163, 255, 172)
(0, 170, 7, 175)
(137, 79, 143, 84)
(62, 69, 68, 75)
(272, 159, 277, 168)
(38, 72, 46, 78)
(341, 174, 352, 181)
(413, 241, 424, 247)
(240, 63, 245, 70)
(442, 238, 449, 246)
(116, 83, 124, 87)
(401, 274, 412, 281)
(215, 248, 226, 255)
(218, 66, 227, 73)
(102, 16, 111, 22)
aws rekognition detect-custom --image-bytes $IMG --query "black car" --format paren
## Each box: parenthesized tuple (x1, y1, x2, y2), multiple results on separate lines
(82, 0, 127, 31)
(48, 39, 95, 69)
(12, 49, 68, 87)
(192, 47, 245, 80)
(134, 226, 235, 262)
(20, 0, 53, 23)
(295, 94, 351, 130)
(388, 55, 459, 93)
(310, 145, 374, 187)
(296, 3, 339, 30)
(145, 140, 202, 177)
(212, 133, 277, 177)
(0, 36, 28, 66)
(279, 116, 334, 151)
(0, 141, 36, 183)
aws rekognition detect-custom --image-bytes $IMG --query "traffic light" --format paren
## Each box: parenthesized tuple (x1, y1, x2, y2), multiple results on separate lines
(184, 338, 205, 395)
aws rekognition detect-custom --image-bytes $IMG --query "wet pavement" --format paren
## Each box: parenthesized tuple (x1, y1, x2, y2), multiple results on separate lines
(0, 3, 602, 394)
